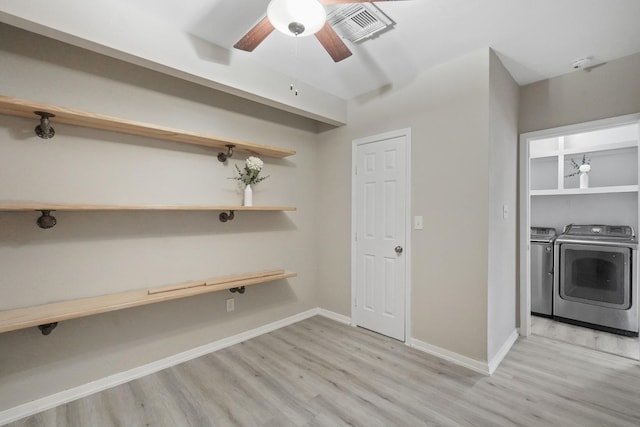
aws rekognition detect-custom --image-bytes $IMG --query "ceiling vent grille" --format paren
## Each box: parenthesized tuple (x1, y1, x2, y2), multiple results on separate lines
(327, 3, 394, 43)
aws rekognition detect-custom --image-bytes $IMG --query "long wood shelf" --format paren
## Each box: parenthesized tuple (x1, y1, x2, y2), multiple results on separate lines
(0, 95, 296, 159)
(0, 203, 296, 212)
(0, 203, 296, 227)
(0, 269, 296, 335)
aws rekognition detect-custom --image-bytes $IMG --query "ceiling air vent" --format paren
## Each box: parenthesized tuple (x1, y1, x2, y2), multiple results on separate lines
(326, 3, 394, 43)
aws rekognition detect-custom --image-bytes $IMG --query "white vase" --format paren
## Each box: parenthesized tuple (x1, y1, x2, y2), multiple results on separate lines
(579, 172, 589, 189)
(243, 184, 253, 206)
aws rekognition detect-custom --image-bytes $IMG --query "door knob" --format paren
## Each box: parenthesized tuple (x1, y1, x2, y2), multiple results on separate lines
(395, 246, 403, 254)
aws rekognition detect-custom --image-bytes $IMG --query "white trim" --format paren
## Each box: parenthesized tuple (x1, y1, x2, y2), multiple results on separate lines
(351, 140, 358, 327)
(530, 184, 639, 196)
(409, 338, 490, 376)
(487, 330, 519, 375)
(518, 113, 640, 339)
(637, 123, 640, 361)
(404, 129, 413, 342)
(519, 127, 532, 337)
(530, 139, 638, 158)
(350, 128, 412, 342)
(0, 308, 322, 426)
(317, 308, 352, 325)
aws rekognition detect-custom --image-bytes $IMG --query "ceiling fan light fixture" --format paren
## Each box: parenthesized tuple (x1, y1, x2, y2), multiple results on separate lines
(267, 0, 326, 37)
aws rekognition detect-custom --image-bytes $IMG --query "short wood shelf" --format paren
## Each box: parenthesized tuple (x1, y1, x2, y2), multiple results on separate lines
(0, 269, 296, 335)
(0, 95, 296, 159)
(530, 185, 639, 196)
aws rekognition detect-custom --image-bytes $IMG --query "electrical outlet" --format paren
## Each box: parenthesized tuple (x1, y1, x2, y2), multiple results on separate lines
(226, 298, 235, 312)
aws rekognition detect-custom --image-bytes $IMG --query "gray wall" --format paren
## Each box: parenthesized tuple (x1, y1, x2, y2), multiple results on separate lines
(531, 194, 638, 234)
(318, 48, 517, 363)
(487, 51, 519, 361)
(0, 24, 320, 410)
(519, 52, 640, 132)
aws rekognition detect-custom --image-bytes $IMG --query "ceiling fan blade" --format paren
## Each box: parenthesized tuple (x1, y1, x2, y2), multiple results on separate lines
(234, 16, 275, 52)
(315, 22, 352, 62)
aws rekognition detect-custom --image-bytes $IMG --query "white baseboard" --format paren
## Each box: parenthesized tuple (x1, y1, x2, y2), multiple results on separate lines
(488, 329, 519, 375)
(0, 308, 321, 426)
(410, 329, 520, 376)
(410, 338, 491, 376)
(316, 308, 352, 325)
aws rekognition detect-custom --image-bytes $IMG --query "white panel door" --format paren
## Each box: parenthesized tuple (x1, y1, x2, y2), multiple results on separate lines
(354, 133, 407, 341)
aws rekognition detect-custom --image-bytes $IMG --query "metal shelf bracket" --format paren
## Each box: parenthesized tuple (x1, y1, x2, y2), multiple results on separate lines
(34, 111, 56, 139)
(217, 144, 235, 163)
(38, 322, 58, 335)
(219, 210, 235, 222)
(37, 210, 57, 229)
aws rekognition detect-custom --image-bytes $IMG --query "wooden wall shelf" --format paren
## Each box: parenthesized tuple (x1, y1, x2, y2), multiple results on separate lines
(0, 203, 296, 227)
(0, 98, 299, 337)
(0, 269, 296, 335)
(0, 95, 296, 159)
(0, 203, 297, 212)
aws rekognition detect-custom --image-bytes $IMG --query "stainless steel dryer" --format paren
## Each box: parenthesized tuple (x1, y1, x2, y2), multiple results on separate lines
(531, 227, 556, 317)
(554, 224, 638, 336)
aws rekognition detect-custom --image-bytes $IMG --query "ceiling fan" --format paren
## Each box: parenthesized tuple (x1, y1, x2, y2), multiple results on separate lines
(234, 0, 399, 63)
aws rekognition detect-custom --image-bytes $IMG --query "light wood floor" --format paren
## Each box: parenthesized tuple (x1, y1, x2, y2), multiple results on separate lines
(531, 315, 640, 360)
(8, 315, 640, 426)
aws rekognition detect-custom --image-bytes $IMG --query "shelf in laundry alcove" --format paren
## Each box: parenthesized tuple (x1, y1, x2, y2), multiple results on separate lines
(530, 185, 639, 196)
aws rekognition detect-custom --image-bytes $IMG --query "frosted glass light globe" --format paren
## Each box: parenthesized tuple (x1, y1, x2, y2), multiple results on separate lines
(267, 0, 327, 37)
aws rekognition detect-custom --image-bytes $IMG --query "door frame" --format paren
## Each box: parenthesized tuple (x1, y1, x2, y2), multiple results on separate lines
(518, 113, 640, 338)
(351, 127, 412, 342)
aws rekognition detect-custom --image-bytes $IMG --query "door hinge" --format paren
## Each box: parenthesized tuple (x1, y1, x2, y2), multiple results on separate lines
(354, 165, 358, 175)
(355, 232, 358, 242)
(354, 297, 357, 307)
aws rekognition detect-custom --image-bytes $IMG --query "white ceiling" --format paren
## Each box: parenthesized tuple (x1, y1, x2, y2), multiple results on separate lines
(1, 0, 639, 124)
(119, 0, 640, 99)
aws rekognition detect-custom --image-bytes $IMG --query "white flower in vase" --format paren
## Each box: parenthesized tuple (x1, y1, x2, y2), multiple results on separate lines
(246, 156, 264, 172)
(565, 154, 591, 177)
(230, 156, 269, 186)
(229, 156, 269, 206)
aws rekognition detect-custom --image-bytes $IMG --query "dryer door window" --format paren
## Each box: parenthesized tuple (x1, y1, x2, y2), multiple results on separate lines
(560, 243, 631, 310)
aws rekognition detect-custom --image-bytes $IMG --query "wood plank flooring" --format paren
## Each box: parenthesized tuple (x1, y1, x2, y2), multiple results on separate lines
(531, 315, 639, 360)
(8, 315, 640, 426)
